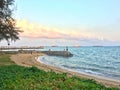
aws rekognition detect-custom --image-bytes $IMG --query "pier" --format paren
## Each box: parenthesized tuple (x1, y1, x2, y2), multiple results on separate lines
(41, 51, 73, 57)
(0, 46, 44, 50)
(0, 50, 73, 57)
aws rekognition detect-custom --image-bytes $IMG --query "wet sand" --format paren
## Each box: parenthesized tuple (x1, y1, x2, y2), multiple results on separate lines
(10, 53, 120, 88)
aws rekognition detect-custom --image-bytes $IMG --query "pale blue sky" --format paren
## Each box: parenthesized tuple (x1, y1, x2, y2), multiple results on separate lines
(16, 0, 120, 27)
(2, 0, 120, 46)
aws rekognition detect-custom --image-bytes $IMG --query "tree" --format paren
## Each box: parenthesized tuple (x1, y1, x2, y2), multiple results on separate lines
(0, 0, 21, 44)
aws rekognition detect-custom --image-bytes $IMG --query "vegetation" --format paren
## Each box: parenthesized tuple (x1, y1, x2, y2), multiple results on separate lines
(0, 54, 15, 66)
(0, 0, 21, 44)
(0, 65, 119, 90)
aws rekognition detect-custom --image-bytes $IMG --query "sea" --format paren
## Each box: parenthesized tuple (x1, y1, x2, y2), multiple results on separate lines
(38, 46, 120, 80)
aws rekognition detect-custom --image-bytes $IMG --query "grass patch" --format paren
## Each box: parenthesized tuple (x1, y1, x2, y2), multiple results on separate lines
(0, 54, 15, 66)
(0, 65, 119, 90)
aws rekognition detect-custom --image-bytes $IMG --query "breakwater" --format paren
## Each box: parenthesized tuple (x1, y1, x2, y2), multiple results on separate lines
(41, 51, 73, 57)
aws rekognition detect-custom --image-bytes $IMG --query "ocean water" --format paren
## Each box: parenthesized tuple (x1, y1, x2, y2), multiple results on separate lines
(39, 46, 120, 80)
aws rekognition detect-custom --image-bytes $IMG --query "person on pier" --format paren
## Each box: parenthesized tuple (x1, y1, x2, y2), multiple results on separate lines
(66, 46, 68, 51)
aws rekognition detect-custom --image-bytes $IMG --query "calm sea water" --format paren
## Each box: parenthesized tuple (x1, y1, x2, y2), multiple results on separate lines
(39, 46, 120, 80)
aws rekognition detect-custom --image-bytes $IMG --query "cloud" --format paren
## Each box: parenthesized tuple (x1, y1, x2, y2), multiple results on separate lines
(17, 19, 120, 45)
(0, 19, 117, 46)
(16, 19, 101, 41)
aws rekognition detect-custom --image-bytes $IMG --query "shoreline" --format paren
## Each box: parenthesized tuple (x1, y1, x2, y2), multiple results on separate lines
(10, 53, 120, 88)
(38, 56, 120, 82)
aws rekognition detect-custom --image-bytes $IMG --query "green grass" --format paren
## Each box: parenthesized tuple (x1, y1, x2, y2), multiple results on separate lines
(0, 65, 119, 90)
(0, 54, 15, 66)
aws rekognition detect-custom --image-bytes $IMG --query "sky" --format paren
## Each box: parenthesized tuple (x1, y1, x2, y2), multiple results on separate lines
(1, 0, 120, 46)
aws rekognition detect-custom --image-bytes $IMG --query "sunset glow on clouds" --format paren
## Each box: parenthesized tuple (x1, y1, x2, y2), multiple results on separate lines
(9, 19, 119, 46)
(16, 19, 99, 41)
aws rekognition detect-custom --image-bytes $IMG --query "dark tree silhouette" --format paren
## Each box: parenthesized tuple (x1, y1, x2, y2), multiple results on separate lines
(0, 0, 21, 44)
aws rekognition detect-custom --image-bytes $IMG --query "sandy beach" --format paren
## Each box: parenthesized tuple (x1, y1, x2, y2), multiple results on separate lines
(10, 53, 120, 88)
